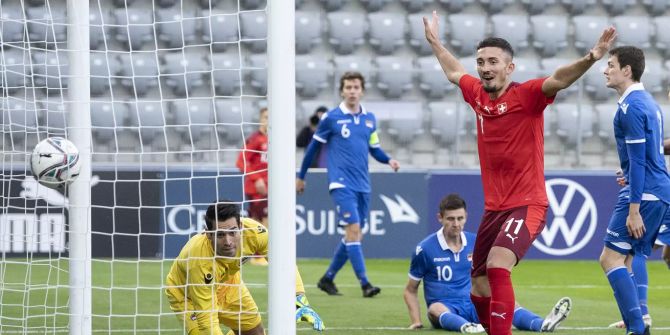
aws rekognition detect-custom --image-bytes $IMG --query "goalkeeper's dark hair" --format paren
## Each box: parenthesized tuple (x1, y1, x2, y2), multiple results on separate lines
(339, 71, 366, 92)
(439, 193, 467, 214)
(477, 37, 514, 59)
(609, 46, 645, 82)
(204, 200, 241, 231)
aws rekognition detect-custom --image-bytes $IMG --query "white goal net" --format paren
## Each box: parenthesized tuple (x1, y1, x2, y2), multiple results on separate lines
(0, 0, 292, 333)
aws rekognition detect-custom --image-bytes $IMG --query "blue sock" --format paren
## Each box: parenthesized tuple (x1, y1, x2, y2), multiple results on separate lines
(631, 254, 649, 316)
(438, 312, 470, 331)
(324, 239, 348, 280)
(607, 266, 644, 334)
(345, 241, 369, 286)
(513, 307, 543, 332)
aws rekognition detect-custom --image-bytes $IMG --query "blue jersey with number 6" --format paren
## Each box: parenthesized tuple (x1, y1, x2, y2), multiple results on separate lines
(409, 229, 476, 306)
(313, 102, 381, 193)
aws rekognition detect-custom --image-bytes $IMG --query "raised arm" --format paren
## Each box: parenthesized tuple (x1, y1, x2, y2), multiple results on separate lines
(542, 27, 617, 98)
(403, 279, 423, 329)
(423, 11, 468, 86)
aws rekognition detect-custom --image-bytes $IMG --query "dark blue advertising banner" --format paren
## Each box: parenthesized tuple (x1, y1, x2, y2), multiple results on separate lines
(296, 172, 429, 258)
(427, 171, 645, 260)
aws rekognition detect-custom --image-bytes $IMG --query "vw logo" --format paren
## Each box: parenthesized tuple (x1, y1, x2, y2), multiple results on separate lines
(533, 178, 598, 256)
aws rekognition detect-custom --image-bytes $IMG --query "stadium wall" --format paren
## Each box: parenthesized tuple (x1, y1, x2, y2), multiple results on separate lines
(3, 169, 659, 260)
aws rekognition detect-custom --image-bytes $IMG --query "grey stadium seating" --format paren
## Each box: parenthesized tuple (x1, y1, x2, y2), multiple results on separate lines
(561, 0, 597, 14)
(510, 57, 542, 84)
(438, 0, 475, 13)
(360, 0, 391, 12)
(368, 12, 406, 55)
(295, 11, 322, 54)
(1, 2, 25, 43)
(521, 0, 557, 14)
(612, 16, 652, 50)
(573, 15, 609, 53)
(156, 6, 199, 48)
(602, 0, 636, 16)
(555, 103, 595, 148)
(327, 12, 367, 55)
(211, 53, 242, 97)
(448, 14, 487, 56)
(407, 13, 445, 56)
(203, 12, 240, 52)
(161, 51, 210, 97)
(118, 52, 160, 96)
(491, 14, 530, 51)
(375, 56, 414, 99)
(295, 55, 332, 98)
(654, 17, 670, 57)
(245, 54, 267, 95)
(114, 7, 155, 50)
(90, 52, 121, 96)
(26, 4, 67, 46)
(531, 15, 568, 57)
(643, 0, 669, 15)
(417, 56, 454, 99)
(239, 11, 267, 53)
(31, 50, 69, 93)
(0, 46, 30, 93)
(400, 0, 433, 13)
(333, 55, 374, 83)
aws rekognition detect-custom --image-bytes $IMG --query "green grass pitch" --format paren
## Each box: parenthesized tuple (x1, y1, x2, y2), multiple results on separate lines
(1, 259, 669, 334)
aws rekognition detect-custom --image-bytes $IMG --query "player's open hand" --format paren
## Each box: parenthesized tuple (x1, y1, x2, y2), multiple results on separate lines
(389, 159, 400, 172)
(408, 323, 424, 329)
(296, 178, 306, 194)
(626, 212, 645, 239)
(590, 26, 617, 61)
(423, 11, 440, 45)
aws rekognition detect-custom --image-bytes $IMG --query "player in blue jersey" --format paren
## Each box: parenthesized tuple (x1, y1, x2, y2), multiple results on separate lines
(600, 46, 670, 335)
(297, 71, 400, 298)
(404, 194, 571, 333)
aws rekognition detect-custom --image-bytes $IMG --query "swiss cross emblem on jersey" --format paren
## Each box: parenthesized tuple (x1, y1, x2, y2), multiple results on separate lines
(496, 102, 508, 114)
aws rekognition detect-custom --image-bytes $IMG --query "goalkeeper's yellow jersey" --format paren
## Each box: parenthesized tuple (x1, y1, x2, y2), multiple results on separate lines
(165, 217, 305, 333)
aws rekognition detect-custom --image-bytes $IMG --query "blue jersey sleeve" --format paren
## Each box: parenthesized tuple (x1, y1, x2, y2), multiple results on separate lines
(621, 104, 648, 203)
(312, 113, 332, 144)
(408, 244, 429, 281)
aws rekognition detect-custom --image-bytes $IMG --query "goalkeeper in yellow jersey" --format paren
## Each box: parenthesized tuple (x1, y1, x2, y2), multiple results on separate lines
(165, 201, 324, 334)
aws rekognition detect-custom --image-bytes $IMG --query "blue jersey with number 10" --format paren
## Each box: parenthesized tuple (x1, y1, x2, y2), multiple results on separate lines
(613, 83, 670, 204)
(409, 229, 476, 306)
(313, 102, 381, 193)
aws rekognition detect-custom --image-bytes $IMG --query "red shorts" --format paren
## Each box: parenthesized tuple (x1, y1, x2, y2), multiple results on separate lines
(246, 194, 268, 222)
(471, 205, 547, 277)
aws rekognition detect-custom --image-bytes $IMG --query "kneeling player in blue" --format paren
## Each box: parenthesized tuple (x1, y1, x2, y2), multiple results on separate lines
(403, 194, 571, 333)
(600, 46, 670, 335)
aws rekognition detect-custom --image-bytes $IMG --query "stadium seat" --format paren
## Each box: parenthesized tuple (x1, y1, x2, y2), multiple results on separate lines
(641, 59, 666, 95)
(643, 0, 669, 16)
(155, 0, 178, 7)
(573, 15, 610, 53)
(448, 14, 487, 56)
(31, 50, 69, 93)
(113, 0, 137, 6)
(161, 52, 210, 97)
(245, 54, 267, 95)
(428, 102, 468, 147)
(408, 13, 445, 56)
(530, 15, 568, 57)
(438, 0, 475, 13)
(595, 103, 616, 146)
(521, 0, 557, 14)
(37, 100, 67, 136)
(555, 103, 595, 148)
(583, 59, 611, 101)
(114, 8, 155, 50)
(90, 101, 129, 145)
(360, 0, 391, 11)
(491, 14, 530, 51)
(295, 11, 322, 54)
(90, 52, 121, 96)
(214, 98, 256, 146)
(0, 46, 30, 93)
(387, 108, 424, 146)
(320, 0, 347, 11)
(200, 0, 224, 8)
(239, 11, 267, 53)
(612, 16, 652, 50)
(602, 0, 636, 16)
(417, 56, 454, 99)
(6, 98, 39, 149)
(295, 55, 332, 98)
(211, 53, 242, 97)
(375, 56, 413, 99)
(203, 12, 239, 52)
(511, 57, 541, 83)
(654, 17, 670, 57)
(241, 0, 267, 10)
(540, 58, 578, 99)
(156, 6, 199, 48)
(26, 4, 67, 46)
(118, 51, 160, 97)
(400, 0, 433, 13)
(333, 55, 374, 83)
(561, 0, 597, 14)
(327, 12, 367, 55)
(661, 104, 670, 138)
(368, 12, 406, 55)
(1, 2, 25, 43)
(170, 99, 216, 145)
(131, 100, 167, 150)
(458, 56, 478, 76)
(89, 6, 114, 50)
(479, 0, 514, 14)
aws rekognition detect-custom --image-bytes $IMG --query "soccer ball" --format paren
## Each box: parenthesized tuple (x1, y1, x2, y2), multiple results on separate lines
(30, 137, 81, 189)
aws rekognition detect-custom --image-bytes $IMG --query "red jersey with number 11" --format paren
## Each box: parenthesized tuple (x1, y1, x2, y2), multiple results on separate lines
(459, 74, 555, 211)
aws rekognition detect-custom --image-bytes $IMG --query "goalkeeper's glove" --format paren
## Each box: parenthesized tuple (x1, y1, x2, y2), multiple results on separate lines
(295, 294, 325, 331)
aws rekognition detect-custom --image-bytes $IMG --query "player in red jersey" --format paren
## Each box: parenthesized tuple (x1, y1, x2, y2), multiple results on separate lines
(424, 11, 616, 335)
(236, 107, 269, 227)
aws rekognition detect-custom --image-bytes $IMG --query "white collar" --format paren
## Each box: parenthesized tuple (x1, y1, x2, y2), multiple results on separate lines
(339, 101, 367, 115)
(437, 228, 467, 253)
(618, 82, 645, 105)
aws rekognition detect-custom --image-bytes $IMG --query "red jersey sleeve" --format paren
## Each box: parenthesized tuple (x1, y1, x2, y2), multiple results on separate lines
(517, 77, 555, 114)
(459, 74, 480, 105)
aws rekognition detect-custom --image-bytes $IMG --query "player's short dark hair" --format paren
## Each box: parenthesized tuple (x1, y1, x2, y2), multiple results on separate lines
(609, 46, 645, 82)
(315, 106, 328, 114)
(309, 114, 320, 126)
(439, 193, 467, 215)
(204, 201, 241, 231)
(476, 37, 514, 59)
(339, 71, 366, 92)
